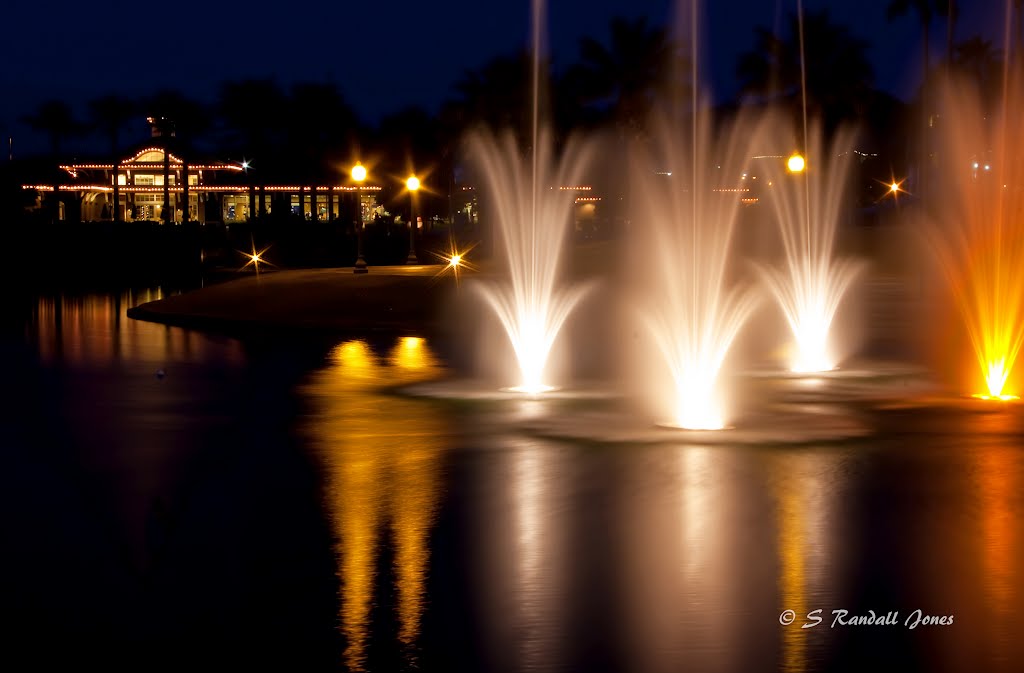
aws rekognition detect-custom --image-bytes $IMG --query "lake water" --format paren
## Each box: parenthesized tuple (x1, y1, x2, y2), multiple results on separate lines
(2, 288, 1022, 672)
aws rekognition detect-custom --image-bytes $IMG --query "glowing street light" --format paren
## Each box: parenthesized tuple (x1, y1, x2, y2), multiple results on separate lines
(406, 175, 420, 264)
(787, 153, 806, 173)
(352, 162, 368, 274)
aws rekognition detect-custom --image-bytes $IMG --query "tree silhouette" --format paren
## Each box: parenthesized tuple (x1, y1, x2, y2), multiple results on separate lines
(143, 90, 211, 149)
(23, 100, 79, 158)
(287, 82, 360, 182)
(886, 0, 952, 78)
(218, 79, 289, 164)
(445, 52, 538, 142)
(565, 16, 676, 137)
(88, 94, 136, 157)
(953, 36, 1003, 109)
(737, 10, 874, 132)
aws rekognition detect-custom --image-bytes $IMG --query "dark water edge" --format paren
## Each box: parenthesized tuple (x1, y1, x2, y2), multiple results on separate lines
(0, 323, 341, 668)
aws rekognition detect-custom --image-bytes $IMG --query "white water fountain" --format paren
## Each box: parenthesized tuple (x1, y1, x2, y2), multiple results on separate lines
(467, 128, 595, 394)
(628, 108, 763, 430)
(756, 119, 864, 374)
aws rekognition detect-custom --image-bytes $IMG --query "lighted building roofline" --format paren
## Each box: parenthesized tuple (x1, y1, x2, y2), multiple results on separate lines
(61, 162, 243, 171)
(128, 147, 185, 163)
(26, 184, 384, 193)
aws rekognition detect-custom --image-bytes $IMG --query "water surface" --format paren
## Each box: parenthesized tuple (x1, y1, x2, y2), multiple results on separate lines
(2, 288, 1022, 672)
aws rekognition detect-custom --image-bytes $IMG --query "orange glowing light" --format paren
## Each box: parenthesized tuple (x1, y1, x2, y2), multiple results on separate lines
(238, 237, 274, 274)
(930, 76, 1024, 401)
(787, 154, 806, 173)
(430, 240, 478, 285)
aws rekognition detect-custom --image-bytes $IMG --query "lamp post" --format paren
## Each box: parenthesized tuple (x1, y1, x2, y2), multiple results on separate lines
(352, 162, 368, 274)
(406, 175, 420, 264)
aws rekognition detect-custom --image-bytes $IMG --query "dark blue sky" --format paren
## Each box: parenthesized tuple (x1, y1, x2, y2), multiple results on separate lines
(0, 0, 1007, 156)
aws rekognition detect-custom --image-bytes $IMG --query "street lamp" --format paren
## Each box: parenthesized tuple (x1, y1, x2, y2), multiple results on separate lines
(352, 162, 368, 274)
(406, 175, 420, 264)
(787, 153, 806, 174)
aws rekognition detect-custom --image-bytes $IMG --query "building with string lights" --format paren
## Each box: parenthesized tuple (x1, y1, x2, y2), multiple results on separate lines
(22, 119, 380, 225)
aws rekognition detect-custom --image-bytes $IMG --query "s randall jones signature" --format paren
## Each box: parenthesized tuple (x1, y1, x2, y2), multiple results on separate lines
(778, 609, 954, 630)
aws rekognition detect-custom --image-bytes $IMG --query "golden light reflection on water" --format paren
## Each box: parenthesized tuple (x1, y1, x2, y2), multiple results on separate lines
(303, 337, 448, 671)
(775, 460, 808, 673)
(972, 440, 1018, 669)
(766, 452, 843, 673)
(31, 291, 244, 366)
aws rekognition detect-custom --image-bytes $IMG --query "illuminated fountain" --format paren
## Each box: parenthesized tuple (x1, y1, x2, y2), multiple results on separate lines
(628, 108, 762, 429)
(467, 130, 594, 394)
(757, 120, 863, 374)
(930, 72, 1024, 401)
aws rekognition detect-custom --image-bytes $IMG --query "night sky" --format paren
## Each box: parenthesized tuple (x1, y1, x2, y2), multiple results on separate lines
(0, 0, 1007, 155)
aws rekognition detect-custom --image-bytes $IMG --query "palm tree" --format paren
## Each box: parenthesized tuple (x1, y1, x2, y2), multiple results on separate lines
(887, 0, 950, 194)
(944, 1, 957, 68)
(1015, 0, 1024, 62)
(446, 52, 537, 141)
(566, 16, 675, 138)
(886, 0, 943, 77)
(287, 82, 360, 181)
(953, 36, 1003, 109)
(23, 100, 78, 158)
(143, 90, 210, 148)
(737, 10, 874, 132)
(218, 79, 289, 161)
(88, 94, 135, 157)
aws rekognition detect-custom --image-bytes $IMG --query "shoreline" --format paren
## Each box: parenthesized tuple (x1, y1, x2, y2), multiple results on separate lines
(126, 265, 466, 340)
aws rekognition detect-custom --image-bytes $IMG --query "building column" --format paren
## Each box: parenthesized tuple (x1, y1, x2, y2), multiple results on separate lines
(327, 186, 335, 221)
(297, 186, 304, 219)
(259, 185, 267, 218)
(248, 185, 257, 221)
(309, 184, 317, 222)
(112, 165, 120, 222)
(182, 162, 190, 223)
(162, 149, 171, 224)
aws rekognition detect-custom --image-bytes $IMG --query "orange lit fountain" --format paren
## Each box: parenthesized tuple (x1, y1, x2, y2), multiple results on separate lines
(930, 71, 1024, 401)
